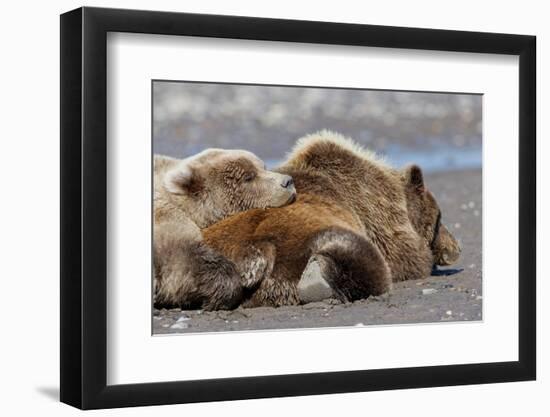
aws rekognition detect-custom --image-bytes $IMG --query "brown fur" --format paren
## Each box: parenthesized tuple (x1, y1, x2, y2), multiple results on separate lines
(203, 131, 461, 307)
(153, 149, 296, 310)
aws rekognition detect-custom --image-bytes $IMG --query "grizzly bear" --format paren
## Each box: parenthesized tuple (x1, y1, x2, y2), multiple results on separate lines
(203, 131, 461, 307)
(153, 148, 296, 310)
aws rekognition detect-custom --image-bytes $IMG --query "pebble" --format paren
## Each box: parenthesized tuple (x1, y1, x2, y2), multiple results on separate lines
(170, 322, 189, 330)
(354, 323, 365, 327)
(473, 210, 480, 217)
(422, 288, 438, 295)
(469, 264, 476, 269)
(460, 203, 468, 211)
(454, 223, 461, 229)
(468, 201, 475, 209)
(476, 295, 483, 300)
(446, 310, 453, 315)
(176, 316, 190, 322)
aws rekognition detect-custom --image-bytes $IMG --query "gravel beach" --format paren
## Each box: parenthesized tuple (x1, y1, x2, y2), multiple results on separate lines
(153, 168, 482, 334)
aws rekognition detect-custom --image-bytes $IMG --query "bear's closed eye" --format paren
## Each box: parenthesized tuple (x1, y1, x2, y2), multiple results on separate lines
(243, 172, 256, 182)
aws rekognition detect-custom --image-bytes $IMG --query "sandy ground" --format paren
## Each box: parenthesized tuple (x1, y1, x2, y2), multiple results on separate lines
(153, 168, 482, 334)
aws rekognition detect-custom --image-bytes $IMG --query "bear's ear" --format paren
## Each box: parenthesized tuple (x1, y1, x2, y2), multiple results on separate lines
(405, 164, 426, 193)
(164, 162, 204, 195)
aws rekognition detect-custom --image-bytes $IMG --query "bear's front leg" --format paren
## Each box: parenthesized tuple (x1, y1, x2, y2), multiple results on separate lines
(153, 221, 245, 311)
(297, 227, 393, 304)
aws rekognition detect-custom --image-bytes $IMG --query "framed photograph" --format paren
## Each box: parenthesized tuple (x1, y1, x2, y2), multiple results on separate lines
(60, 6, 536, 410)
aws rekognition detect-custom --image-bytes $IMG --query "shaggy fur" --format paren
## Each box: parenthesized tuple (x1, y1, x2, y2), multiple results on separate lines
(203, 131, 461, 307)
(153, 149, 296, 310)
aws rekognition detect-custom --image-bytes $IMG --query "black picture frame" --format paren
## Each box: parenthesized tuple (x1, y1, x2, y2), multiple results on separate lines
(60, 6, 536, 410)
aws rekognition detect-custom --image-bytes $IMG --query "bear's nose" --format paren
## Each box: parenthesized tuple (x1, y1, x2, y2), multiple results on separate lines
(280, 175, 294, 189)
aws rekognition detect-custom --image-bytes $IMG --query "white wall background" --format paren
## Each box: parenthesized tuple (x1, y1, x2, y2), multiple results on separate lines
(0, 0, 545, 415)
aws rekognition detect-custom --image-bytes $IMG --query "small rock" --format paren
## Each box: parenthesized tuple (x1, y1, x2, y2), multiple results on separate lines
(170, 322, 189, 330)
(468, 201, 475, 209)
(473, 210, 480, 217)
(460, 203, 468, 211)
(442, 283, 454, 289)
(422, 288, 438, 295)
(476, 295, 483, 300)
(354, 323, 365, 327)
(176, 316, 190, 322)
(454, 223, 461, 229)
(469, 264, 476, 269)
(446, 310, 453, 315)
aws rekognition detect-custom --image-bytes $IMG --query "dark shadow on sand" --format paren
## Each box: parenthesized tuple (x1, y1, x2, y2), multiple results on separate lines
(431, 266, 464, 276)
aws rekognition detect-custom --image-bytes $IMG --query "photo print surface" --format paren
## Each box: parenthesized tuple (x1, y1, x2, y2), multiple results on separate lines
(152, 81, 482, 334)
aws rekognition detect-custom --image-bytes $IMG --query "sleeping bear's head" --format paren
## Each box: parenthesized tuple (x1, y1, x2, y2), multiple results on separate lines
(403, 165, 461, 267)
(155, 149, 296, 228)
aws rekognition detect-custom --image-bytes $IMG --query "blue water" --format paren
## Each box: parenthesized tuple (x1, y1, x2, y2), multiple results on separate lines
(265, 146, 481, 174)
(384, 146, 481, 173)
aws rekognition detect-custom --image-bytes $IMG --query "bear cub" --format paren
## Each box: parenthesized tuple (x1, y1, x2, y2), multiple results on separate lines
(153, 148, 296, 310)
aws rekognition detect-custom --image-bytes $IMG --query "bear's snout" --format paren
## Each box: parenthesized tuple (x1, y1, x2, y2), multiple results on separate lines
(438, 244, 461, 266)
(280, 175, 294, 189)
